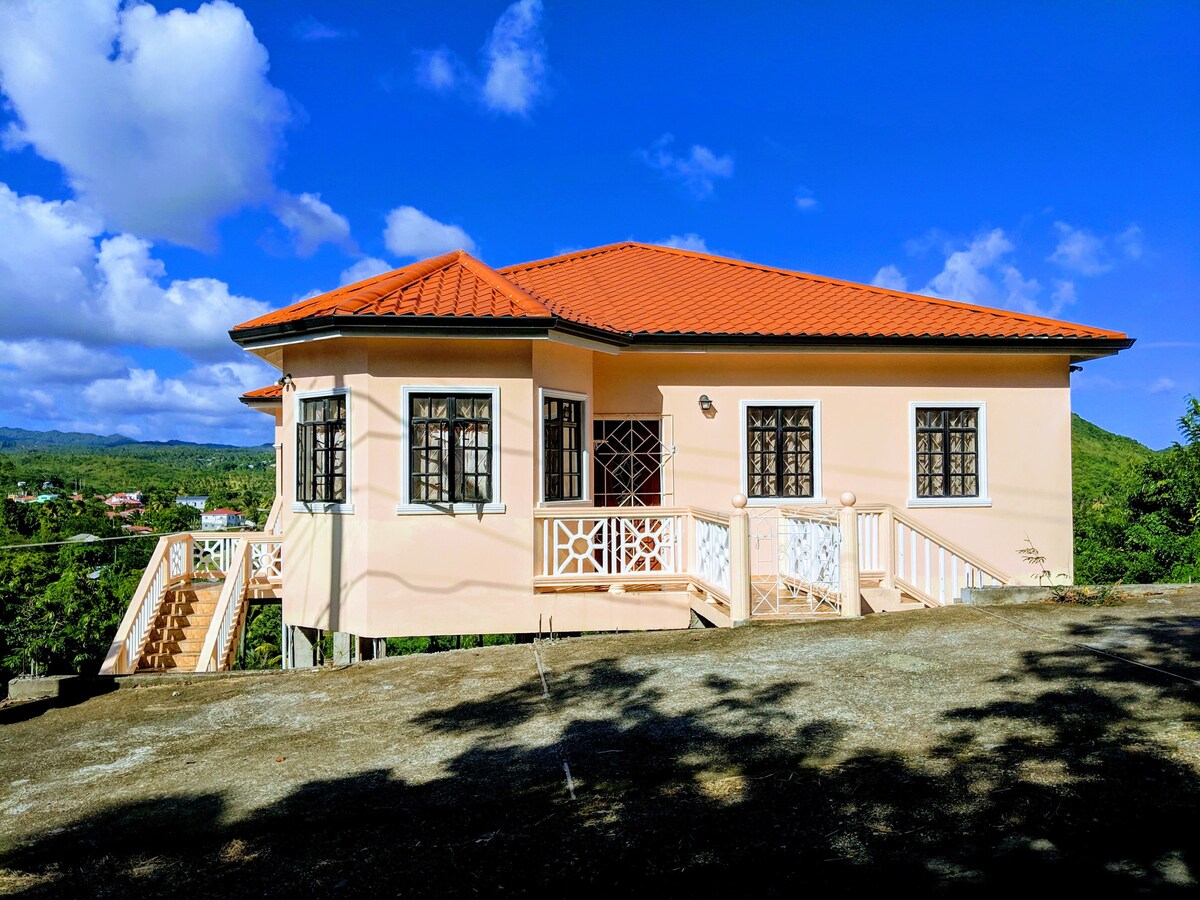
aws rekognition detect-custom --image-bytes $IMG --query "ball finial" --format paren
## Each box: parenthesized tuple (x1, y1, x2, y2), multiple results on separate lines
(839, 491, 857, 508)
(731, 493, 748, 509)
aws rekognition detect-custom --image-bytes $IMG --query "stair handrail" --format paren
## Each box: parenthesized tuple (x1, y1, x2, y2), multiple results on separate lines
(263, 494, 283, 535)
(99, 532, 193, 675)
(195, 538, 251, 673)
(885, 505, 1010, 587)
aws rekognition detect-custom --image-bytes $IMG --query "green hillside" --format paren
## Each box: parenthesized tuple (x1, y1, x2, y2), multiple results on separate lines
(1072, 413, 1155, 504)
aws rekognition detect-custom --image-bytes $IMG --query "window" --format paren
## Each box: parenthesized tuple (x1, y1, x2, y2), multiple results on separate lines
(297, 394, 347, 504)
(744, 404, 817, 500)
(914, 406, 980, 498)
(409, 393, 493, 504)
(543, 394, 584, 502)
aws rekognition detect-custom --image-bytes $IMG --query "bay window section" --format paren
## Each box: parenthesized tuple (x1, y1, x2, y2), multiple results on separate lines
(296, 394, 347, 506)
(409, 393, 494, 505)
(543, 394, 584, 502)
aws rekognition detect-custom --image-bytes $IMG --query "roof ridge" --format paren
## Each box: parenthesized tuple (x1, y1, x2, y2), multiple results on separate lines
(509, 240, 1126, 338)
(496, 241, 637, 274)
(454, 251, 553, 316)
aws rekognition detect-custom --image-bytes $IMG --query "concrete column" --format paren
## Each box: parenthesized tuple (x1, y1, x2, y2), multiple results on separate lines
(289, 625, 319, 668)
(332, 632, 354, 666)
(729, 493, 752, 625)
(838, 492, 862, 618)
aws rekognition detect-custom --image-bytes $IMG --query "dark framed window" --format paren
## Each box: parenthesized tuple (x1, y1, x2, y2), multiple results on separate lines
(409, 393, 493, 504)
(543, 395, 584, 501)
(745, 405, 814, 498)
(297, 395, 347, 503)
(915, 407, 979, 498)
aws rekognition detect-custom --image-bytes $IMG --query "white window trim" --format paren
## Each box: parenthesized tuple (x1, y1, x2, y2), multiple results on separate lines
(738, 399, 826, 506)
(907, 400, 992, 508)
(397, 385, 506, 515)
(538, 387, 591, 506)
(291, 387, 355, 515)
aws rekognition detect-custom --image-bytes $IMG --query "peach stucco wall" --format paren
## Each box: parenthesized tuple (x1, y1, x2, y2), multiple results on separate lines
(276, 336, 1074, 637)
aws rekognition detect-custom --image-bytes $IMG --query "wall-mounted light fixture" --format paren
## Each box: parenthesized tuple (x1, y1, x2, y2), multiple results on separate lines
(698, 394, 713, 412)
(277, 373, 293, 388)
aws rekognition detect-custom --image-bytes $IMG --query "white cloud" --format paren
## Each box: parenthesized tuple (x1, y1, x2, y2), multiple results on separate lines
(0, 339, 129, 384)
(416, 47, 464, 91)
(274, 192, 354, 257)
(340, 257, 394, 286)
(657, 233, 708, 252)
(872, 265, 908, 292)
(1049, 221, 1143, 276)
(641, 134, 734, 199)
(383, 206, 477, 259)
(1148, 377, 1177, 395)
(0, 0, 291, 249)
(0, 183, 270, 359)
(94, 234, 272, 359)
(794, 187, 818, 211)
(919, 228, 1072, 318)
(293, 16, 352, 41)
(482, 0, 546, 115)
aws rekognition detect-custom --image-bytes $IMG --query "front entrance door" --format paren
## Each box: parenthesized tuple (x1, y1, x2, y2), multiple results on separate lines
(593, 418, 665, 507)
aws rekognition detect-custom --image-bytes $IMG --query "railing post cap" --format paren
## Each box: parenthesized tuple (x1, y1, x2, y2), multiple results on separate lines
(839, 491, 857, 508)
(731, 493, 747, 509)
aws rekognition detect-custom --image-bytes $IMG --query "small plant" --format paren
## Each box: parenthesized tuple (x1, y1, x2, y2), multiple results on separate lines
(1019, 537, 1124, 607)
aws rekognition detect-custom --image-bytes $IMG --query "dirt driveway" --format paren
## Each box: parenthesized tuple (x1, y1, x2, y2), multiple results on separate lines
(2, 595, 1198, 896)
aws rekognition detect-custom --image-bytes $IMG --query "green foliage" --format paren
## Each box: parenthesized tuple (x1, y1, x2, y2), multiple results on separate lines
(384, 634, 516, 656)
(1074, 398, 1200, 584)
(1071, 413, 1154, 506)
(238, 604, 283, 670)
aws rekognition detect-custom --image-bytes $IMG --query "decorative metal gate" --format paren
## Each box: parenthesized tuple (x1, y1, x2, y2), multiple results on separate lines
(592, 416, 674, 507)
(749, 507, 841, 615)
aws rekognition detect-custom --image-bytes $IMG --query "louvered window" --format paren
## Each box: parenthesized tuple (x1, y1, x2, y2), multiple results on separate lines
(409, 394, 493, 504)
(297, 395, 347, 503)
(915, 407, 979, 498)
(745, 405, 815, 499)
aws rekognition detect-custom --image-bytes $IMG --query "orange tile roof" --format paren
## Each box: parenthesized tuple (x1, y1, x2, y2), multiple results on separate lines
(233, 241, 1128, 344)
(234, 250, 550, 332)
(500, 243, 1127, 340)
(240, 384, 282, 401)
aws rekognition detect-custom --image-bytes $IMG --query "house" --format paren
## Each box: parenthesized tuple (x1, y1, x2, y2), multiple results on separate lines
(101, 241, 1133, 676)
(201, 508, 245, 530)
(220, 241, 1132, 662)
(176, 495, 209, 511)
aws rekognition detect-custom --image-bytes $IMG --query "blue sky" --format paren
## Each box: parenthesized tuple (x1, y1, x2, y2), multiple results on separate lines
(0, 1, 1196, 447)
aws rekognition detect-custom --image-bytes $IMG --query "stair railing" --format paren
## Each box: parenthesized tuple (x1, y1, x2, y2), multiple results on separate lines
(196, 538, 251, 673)
(99, 532, 193, 675)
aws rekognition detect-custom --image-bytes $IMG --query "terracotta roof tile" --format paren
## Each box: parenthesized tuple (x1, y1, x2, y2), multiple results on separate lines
(233, 250, 551, 331)
(233, 241, 1128, 343)
(240, 384, 282, 401)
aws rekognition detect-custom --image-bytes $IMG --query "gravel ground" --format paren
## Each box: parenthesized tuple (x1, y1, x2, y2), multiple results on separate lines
(1, 593, 1198, 896)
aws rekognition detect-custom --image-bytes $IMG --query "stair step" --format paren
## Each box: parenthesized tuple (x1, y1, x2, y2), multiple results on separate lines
(162, 601, 218, 615)
(138, 651, 200, 670)
(145, 639, 206, 654)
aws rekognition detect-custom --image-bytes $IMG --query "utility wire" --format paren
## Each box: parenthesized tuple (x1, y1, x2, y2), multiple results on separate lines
(0, 530, 187, 551)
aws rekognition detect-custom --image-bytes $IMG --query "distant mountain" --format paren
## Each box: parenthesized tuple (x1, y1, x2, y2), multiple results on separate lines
(1072, 413, 1155, 503)
(0, 426, 267, 452)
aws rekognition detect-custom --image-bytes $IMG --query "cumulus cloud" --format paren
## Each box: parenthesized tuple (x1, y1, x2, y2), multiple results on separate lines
(0, 0, 291, 249)
(482, 0, 546, 114)
(872, 265, 908, 292)
(657, 234, 709, 252)
(0, 339, 129, 385)
(384, 206, 477, 259)
(0, 183, 270, 359)
(641, 134, 734, 199)
(274, 192, 354, 257)
(339, 257, 395, 286)
(1049, 221, 1143, 276)
(416, 47, 465, 92)
(920, 229, 1073, 318)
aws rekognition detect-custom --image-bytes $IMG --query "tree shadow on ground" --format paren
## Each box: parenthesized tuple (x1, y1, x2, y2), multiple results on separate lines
(2, 622, 1198, 896)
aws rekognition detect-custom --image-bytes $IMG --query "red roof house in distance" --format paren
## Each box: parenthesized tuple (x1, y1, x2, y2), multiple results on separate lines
(106, 241, 1137, 674)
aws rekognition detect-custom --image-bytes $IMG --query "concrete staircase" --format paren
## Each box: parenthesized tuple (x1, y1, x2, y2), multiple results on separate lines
(860, 585, 929, 615)
(135, 583, 224, 673)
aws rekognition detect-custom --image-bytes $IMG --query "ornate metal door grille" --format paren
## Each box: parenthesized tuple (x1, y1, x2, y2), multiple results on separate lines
(749, 508, 841, 615)
(592, 416, 673, 507)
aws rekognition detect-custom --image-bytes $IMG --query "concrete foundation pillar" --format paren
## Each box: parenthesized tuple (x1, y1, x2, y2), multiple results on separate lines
(288, 626, 319, 668)
(332, 631, 354, 666)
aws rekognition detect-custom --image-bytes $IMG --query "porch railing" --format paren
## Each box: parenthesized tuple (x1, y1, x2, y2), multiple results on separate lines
(534, 494, 1009, 625)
